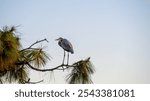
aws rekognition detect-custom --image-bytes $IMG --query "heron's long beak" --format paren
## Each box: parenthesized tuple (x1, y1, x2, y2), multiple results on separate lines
(55, 37, 62, 41)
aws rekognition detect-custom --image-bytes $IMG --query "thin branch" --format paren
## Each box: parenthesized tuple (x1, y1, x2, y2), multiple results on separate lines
(27, 63, 75, 72)
(22, 78, 44, 84)
(20, 38, 48, 52)
(22, 57, 91, 72)
(26, 80, 44, 84)
(16, 57, 91, 73)
(29, 38, 48, 48)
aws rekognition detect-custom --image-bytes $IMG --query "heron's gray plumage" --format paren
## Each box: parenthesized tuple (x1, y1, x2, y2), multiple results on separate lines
(58, 38, 74, 54)
(56, 37, 74, 67)
(57, 37, 74, 54)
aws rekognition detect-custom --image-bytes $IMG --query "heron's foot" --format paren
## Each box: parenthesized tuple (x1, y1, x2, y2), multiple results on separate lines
(66, 63, 68, 66)
(61, 64, 65, 71)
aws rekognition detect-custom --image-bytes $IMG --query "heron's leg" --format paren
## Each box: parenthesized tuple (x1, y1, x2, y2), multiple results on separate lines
(62, 50, 65, 65)
(67, 52, 69, 65)
(62, 50, 65, 71)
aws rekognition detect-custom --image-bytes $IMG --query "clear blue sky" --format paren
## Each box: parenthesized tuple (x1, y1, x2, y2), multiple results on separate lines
(0, 0, 150, 83)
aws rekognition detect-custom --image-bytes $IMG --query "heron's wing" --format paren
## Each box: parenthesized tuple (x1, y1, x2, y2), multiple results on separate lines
(61, 39, 74, 54)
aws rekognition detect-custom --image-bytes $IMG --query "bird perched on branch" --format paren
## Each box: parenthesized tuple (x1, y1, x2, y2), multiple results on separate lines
(56, 37, 74, 70)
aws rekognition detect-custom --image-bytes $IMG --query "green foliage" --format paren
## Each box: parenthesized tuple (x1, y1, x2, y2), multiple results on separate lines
(23, 49, 50, 68)
(0, 26, 20, 71)
(66, 58, 95, 84)
(5, 67, 28, 83)
(0, 26, 50, 83)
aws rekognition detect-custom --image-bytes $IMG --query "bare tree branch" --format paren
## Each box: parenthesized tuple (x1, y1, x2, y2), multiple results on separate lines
(29, 38, 48, 48)
(22, 78, 44, 84)
(20, 38, 48, 52)
(27, 63, 75, 72)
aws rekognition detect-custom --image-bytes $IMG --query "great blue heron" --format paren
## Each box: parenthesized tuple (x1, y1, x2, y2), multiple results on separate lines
(56, 37, 74, 69)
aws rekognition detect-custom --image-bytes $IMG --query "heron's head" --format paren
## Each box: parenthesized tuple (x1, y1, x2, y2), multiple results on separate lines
(55, 37, 63, 41)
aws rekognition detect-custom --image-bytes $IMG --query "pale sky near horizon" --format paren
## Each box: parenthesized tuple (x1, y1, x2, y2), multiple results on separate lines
(0, 0, 150, 83)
